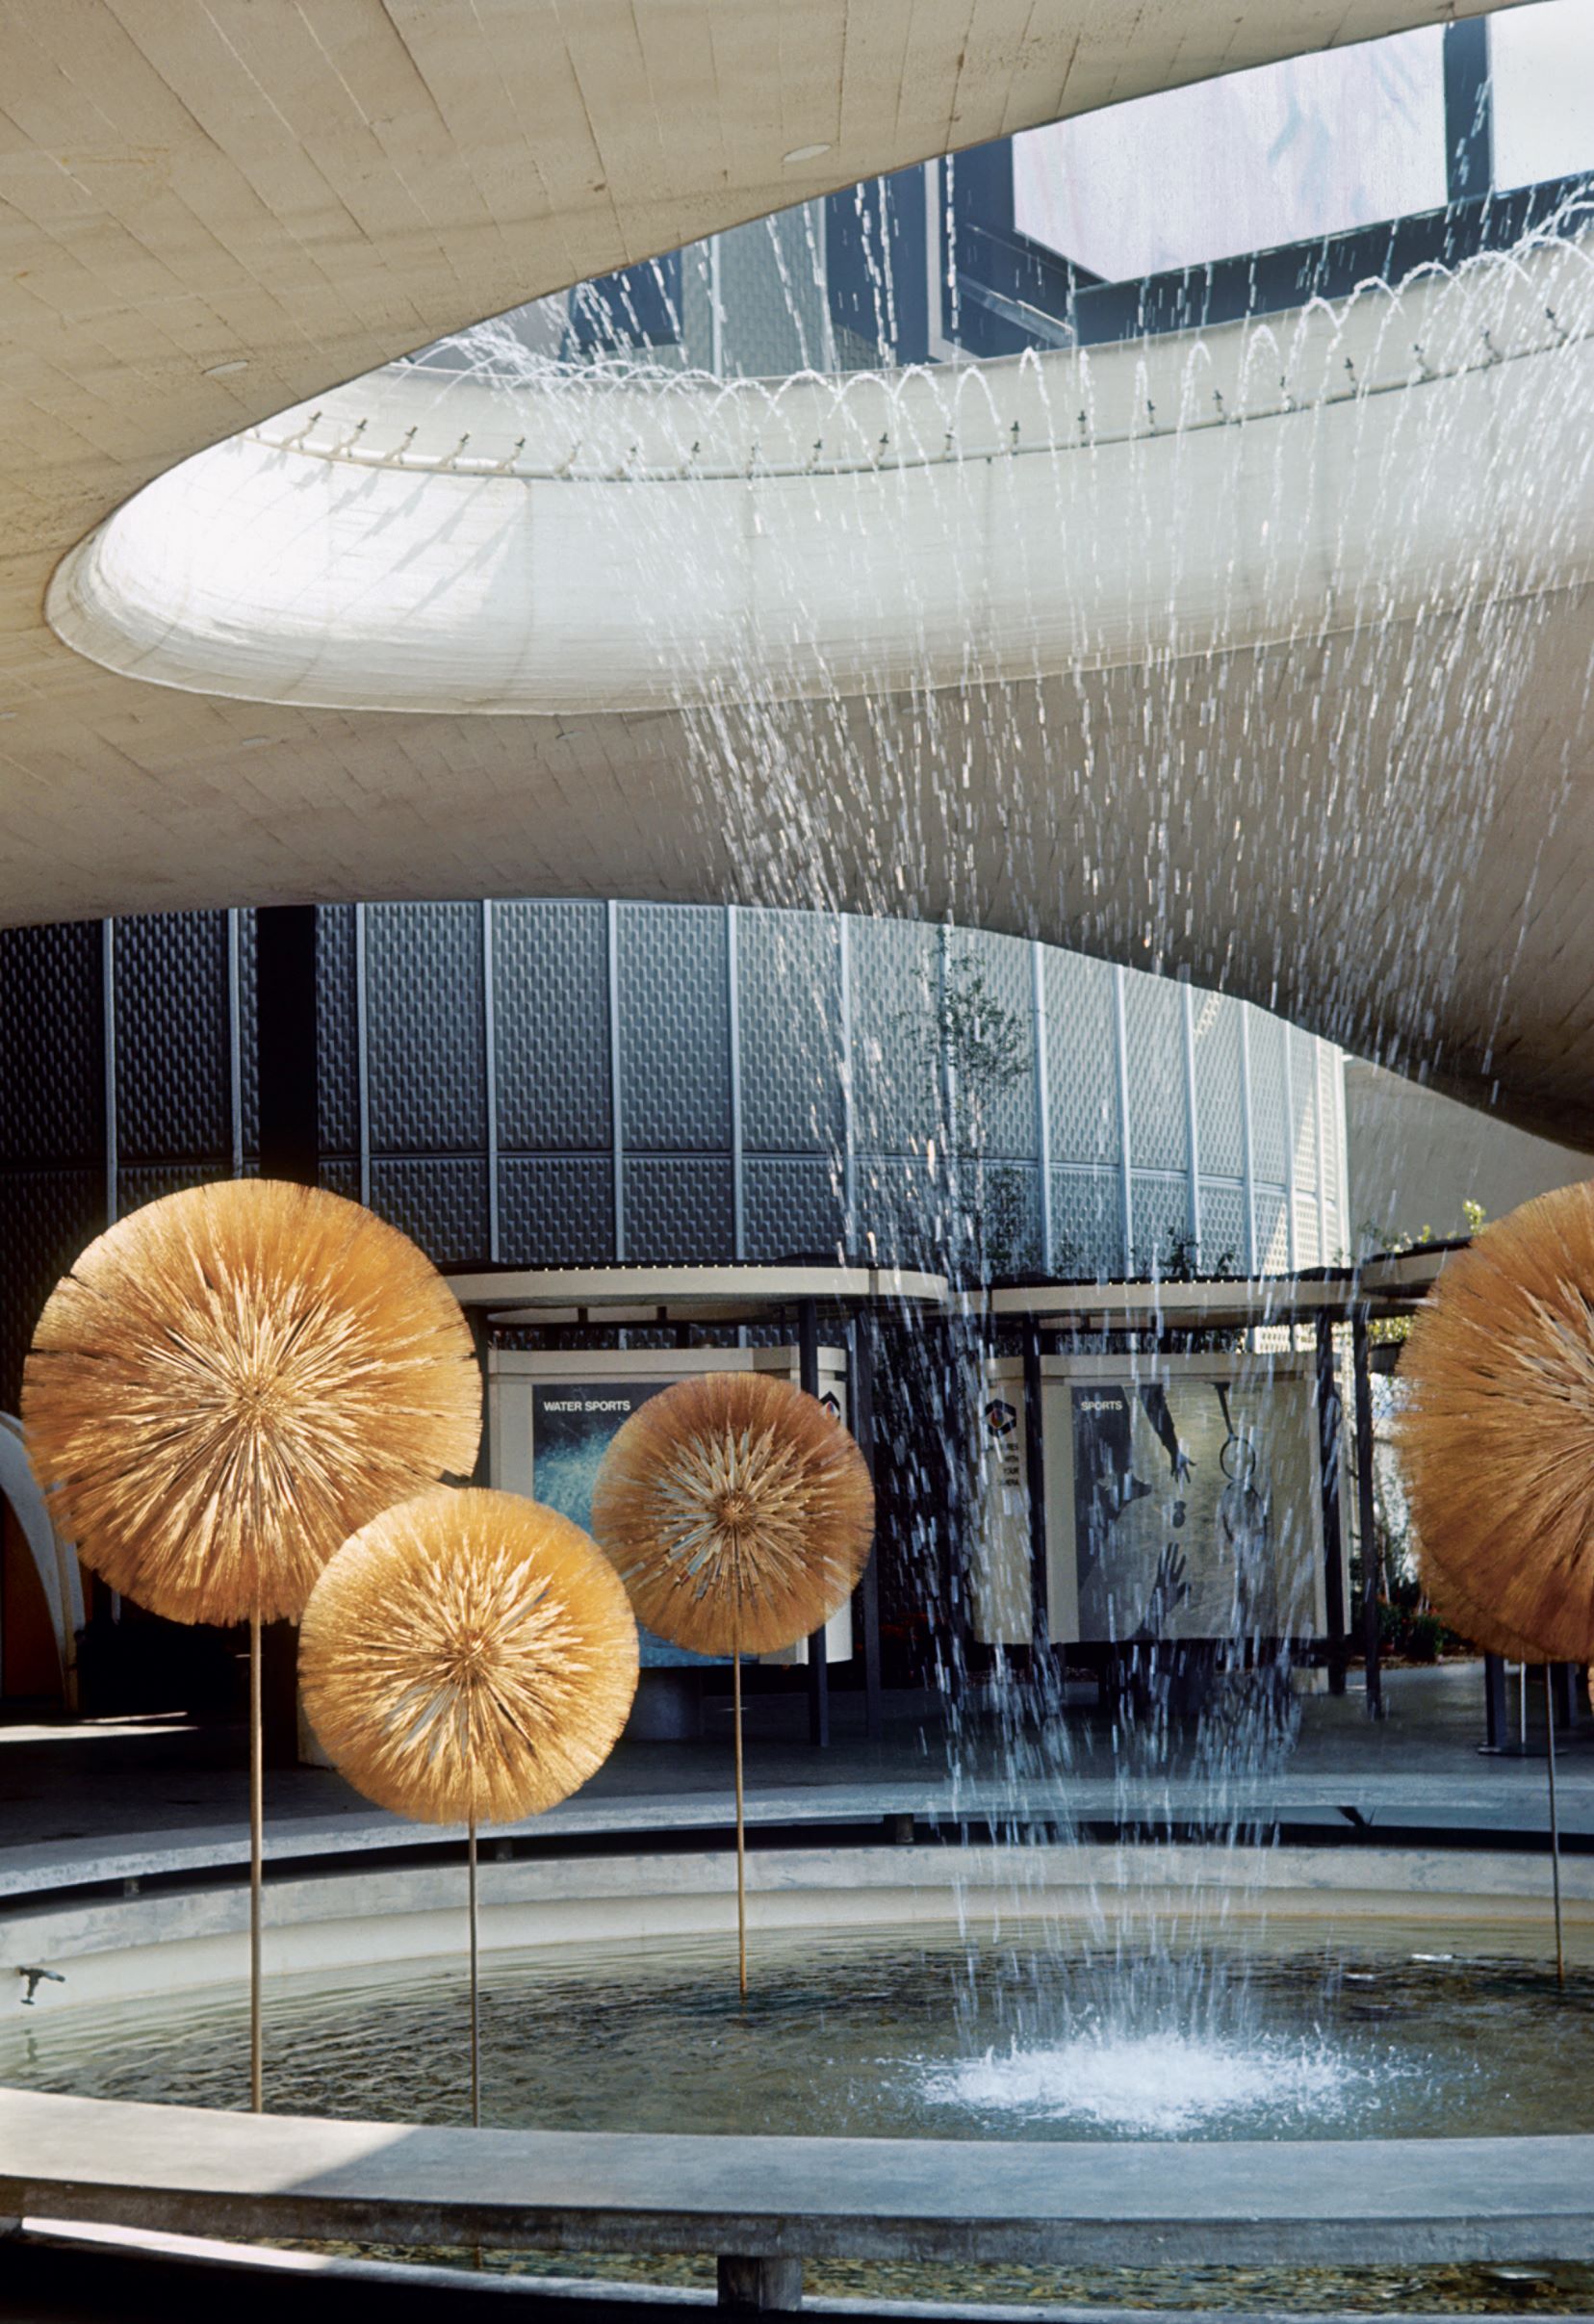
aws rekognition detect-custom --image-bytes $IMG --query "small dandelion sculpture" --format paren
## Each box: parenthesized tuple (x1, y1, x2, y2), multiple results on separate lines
(1399, 1180, 1594, 1984)
(22, 1179, 482, 2104)
(591, 1371, 874, 1993)
(300, 1486, 638, 2121)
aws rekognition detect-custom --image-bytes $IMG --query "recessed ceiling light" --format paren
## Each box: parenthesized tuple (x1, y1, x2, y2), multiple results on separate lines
(783, 143, 832, 165)
(204, 359, 249, 378)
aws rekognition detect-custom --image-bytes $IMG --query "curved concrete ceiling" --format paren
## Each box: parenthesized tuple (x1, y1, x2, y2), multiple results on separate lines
(5, 0, 1591, 1149)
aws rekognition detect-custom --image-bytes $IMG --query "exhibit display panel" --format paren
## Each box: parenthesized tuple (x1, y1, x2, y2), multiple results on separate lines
(975, 1356, 1335, 1651)
(489, 1346, 853, 1667)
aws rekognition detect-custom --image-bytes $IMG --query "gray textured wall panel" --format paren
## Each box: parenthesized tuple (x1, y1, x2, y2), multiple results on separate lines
(737, 912, 843, 1154)
(315, 905, 361, 1158)
(238, 909, 259, 1158)
(949, 930, 1036, 1162)
(975, 1159, 1042, 1276)
(0, 922, 101, 1167)
(494, 900, 611, 1151)
(1290, 1027, 1320, 1198)
(1249, 1014, 1289, 1184)
(618, 905, 731, 1152)
(371, 1157, 489, 1261)
(1253, 1185, 1291, 1272)
(744, 1155, 844, 1261)
(115, 914, 229, 1162)
(1198, 1181, 1249, 1269)
(625, 1157, 734, 1261)
(117, 1162, 229, 1215)
(0, 1168, 101, 1409)
(852, 918, 939, 1154)
(501, 1156, 614, 1263)
(1044, 953, 1117, 1166)
(1123, 972, 1186, 1175)
(1192, 993, 1245, 1178)
(1051, 1165, 1124, 1278)
(1130, 1172, 1193, 1271)
(367, 904, 486, 1153)
(854, 1150, 940, 1270)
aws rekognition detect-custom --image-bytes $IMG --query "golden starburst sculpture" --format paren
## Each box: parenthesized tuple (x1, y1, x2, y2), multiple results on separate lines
(1419, 1550, 1548, 1665)
(1399, 1183, 1594, 1665)
(22, 1179, 481, 1627)
(590, 1371, 875, 1657)
(299, 1486, 640, 1826)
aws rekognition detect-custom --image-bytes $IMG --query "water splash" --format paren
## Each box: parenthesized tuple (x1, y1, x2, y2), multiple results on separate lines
(921, 2027, 1362, 2136)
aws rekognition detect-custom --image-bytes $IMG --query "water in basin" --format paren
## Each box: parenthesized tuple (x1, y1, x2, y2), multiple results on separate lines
(6, 1917, 1589, 2144)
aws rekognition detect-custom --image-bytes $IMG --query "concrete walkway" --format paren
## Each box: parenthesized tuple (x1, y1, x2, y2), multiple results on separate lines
(5, 2087, 1594, 2269)
(1, 1665, 1590, 1900)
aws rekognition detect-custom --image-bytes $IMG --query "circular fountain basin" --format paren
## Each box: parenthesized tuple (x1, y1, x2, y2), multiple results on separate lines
(6, 1919, 1593, 2147)
(6, 1839, 1594, 2311)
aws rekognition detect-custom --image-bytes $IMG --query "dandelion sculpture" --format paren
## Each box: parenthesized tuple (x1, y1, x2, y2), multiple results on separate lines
(591, 1371, 874, 1994)
(299, 1486, 638, 2122)
(22, 1180, 482, 2103)
(1400, 1180, 1594, 1982)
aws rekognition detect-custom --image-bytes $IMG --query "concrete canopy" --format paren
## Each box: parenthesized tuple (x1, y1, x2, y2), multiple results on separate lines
(4, 0, 1591, 1146)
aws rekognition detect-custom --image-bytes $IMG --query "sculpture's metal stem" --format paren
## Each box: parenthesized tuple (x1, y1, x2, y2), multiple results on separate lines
(733, 1654, 747, 2000)
(249, 1615, 263, 2113)
(468, 1815, 481, 2124)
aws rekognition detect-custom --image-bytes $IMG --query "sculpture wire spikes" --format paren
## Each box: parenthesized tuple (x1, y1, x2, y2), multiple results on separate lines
(22, 1180, 482, 2105)
(591, 1371, 874, 1994)
(1399, 1183, 1594, 1664)
(299, 1486, 639, 2122)
(1399, 1180, 1594, 1985)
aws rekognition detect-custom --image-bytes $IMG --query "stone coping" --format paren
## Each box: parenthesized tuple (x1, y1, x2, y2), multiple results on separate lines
(6, 1772, 1587, 1904)
(3, 2091, 1594, 2269)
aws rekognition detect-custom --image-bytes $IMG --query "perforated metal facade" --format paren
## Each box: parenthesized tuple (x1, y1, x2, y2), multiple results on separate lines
(0, 902, 1347, 1407)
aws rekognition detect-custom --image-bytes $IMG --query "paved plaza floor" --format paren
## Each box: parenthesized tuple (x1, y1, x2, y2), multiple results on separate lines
(2, 1661, 1590, 1897)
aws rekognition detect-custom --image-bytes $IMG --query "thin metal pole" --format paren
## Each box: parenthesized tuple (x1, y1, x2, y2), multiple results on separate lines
(733, 1654, 747, 2001)
(468, 1816, 481, 2124)
(1544, 1666, 1566, 1989)
(1352, 1311, 1383, 1718)
(248, 1615, 263, 2114)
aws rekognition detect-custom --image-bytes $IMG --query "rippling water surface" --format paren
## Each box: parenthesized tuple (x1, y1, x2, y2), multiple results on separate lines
(5, 1919, 1589, 2145)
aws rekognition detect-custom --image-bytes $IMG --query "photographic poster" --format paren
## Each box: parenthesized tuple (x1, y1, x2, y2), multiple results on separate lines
(1070, 1368, 1321, 1644)
(530, 1378, 722, 1667)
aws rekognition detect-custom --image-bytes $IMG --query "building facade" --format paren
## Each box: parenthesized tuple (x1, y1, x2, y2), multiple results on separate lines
(0, 902, 1349, 1419)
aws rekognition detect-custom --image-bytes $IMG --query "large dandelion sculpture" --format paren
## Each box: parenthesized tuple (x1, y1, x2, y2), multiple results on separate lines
(22, 1179, 481, 2103)
(300, 1486, 638, 2121)
(1399, 1180, 1594, 1982)
(591, 1371, 874, 1993)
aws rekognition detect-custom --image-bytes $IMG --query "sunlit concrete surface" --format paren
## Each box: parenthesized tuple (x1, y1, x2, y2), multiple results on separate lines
(6, 2085, 1594, 2267)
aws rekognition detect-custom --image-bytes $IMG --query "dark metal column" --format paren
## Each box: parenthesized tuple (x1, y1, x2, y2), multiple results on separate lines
(797, 1296, 829, 1747)
(255, 905, 321, 1186)
(1315, 1312, 1347, 1696)
(1482, 1652, 1509, 1753)
(1022, 1317, 1049, 1657)
(254, 904, 321, 1766)
(851, 1307, 883, 1743)
(1351, 1313, 1383, 1719)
